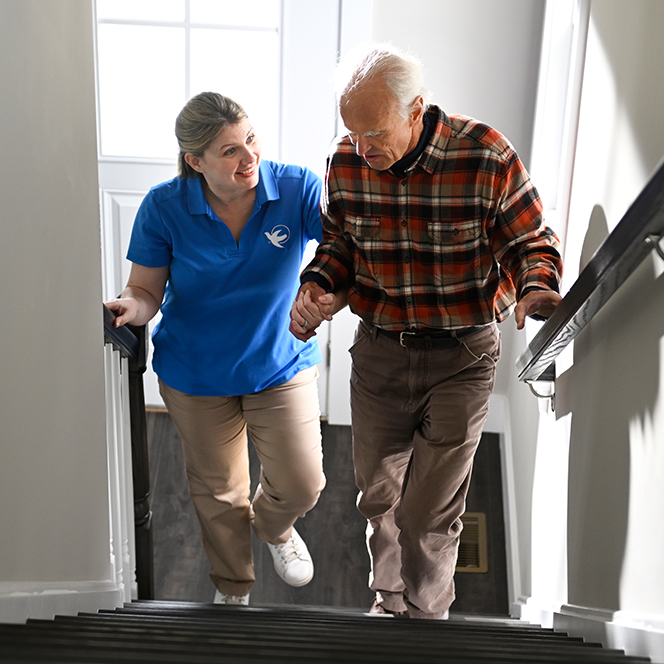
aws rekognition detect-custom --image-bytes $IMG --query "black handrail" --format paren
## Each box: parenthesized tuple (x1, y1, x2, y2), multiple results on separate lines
(103, 304, 154, 600)
(516, 157, 664, 382)
(103, 305, 140, 359)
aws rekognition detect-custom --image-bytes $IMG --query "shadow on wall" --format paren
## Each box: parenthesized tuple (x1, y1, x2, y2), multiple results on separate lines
(556, 204, 664, 610)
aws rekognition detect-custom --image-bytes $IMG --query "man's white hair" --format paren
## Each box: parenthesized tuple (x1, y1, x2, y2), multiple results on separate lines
(334, 43, 430, 119)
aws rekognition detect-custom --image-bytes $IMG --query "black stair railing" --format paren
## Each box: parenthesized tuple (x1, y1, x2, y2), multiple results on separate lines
(103, 305, 154, 600)
(517, 157, 664, 382)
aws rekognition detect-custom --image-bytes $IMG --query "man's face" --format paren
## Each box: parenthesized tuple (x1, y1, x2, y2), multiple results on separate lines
(340, 81, 422, 171)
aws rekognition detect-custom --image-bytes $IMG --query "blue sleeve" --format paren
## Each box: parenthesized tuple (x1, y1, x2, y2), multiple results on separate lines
(126, 190, 173, 268)
(301, 168, 323, 243)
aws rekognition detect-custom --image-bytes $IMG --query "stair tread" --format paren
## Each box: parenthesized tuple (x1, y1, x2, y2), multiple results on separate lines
(0, 601, 650, 664)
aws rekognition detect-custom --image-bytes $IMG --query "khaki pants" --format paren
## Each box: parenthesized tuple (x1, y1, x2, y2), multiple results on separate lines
(350, 321, 500, 618)
(159, 366, 325, 597)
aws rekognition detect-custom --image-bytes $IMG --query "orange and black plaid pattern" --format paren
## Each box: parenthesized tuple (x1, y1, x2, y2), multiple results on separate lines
(303, 107, 563, 330)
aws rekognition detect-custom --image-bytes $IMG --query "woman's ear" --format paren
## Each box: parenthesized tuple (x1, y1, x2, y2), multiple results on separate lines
(184, 152, 202, 173)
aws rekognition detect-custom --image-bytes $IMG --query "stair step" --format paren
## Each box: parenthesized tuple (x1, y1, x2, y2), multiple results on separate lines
(0, 601, 650, 663)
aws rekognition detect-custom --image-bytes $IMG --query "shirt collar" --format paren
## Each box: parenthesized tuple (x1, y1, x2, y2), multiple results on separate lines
(186, 159, 278, 217)
(386, 106, 451, 176)
(417, 106, 452, 174)
(256, 160, 279, 206)
(390, 110, 436, 177)
(186, 176, 208, 216)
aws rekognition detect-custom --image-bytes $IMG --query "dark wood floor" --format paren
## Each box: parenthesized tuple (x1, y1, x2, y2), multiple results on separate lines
(146, 411, 507, 613)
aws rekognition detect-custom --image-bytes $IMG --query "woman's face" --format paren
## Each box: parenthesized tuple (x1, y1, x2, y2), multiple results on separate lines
(187, 117, 262, 197)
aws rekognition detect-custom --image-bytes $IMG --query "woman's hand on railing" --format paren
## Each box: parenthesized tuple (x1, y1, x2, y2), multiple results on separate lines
(514, 289, 562, 330)
(106, 263, 169, 328)
(104, 296, 140, 328)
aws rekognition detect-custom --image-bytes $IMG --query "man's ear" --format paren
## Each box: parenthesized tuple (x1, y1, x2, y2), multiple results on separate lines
(410, 95, 425, 124)
(184, 152, 203, 173)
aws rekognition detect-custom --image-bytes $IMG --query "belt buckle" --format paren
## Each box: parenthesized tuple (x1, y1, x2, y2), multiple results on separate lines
(399, 331, 416, 347)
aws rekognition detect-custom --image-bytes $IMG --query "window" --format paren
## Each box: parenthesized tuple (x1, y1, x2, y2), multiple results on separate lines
(95, 0, 281, 160)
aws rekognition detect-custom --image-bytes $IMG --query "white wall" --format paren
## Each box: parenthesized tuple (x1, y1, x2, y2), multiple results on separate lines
(372, 0, 544, 169)
(0, 0, 119, 621)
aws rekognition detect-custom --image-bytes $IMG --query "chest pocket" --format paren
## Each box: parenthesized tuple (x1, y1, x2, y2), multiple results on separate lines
(426, 219, 488, 287)
(343, 215, 399, 292)
(427, 220, 482, 244)
(343, 215, 381, 239)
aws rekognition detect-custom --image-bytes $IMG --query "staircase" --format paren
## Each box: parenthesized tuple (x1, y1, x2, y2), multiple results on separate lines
(0, 601, 650, 663)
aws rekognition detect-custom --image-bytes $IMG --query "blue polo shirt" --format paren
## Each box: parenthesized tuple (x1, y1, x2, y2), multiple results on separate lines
(126, 160, 323, 396)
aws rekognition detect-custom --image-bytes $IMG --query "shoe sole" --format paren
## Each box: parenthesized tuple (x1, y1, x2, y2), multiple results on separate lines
(279, 568, 314, 587)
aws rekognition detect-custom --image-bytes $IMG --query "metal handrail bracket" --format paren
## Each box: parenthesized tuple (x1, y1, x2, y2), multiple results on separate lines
(516, 157, 664, 382)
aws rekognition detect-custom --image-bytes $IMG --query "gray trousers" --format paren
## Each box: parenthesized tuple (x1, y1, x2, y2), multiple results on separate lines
(350, 320, 500, 618)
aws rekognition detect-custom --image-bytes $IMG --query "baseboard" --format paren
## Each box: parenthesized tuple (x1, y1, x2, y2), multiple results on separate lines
(555, 604, 664, 664)
(484, 393, 508, 434)
(0, 581, 124, 624)
(511, 595, 560, 628)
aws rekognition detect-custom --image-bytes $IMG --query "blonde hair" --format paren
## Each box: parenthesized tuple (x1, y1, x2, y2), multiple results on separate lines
(175, 92, 247, 178)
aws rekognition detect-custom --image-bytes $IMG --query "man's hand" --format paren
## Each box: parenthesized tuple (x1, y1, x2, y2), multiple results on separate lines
(514, 290, 562, 330)
(289, 283, 348, 341)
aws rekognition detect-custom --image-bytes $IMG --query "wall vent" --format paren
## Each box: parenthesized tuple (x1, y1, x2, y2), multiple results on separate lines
(455, 512, 488, 573)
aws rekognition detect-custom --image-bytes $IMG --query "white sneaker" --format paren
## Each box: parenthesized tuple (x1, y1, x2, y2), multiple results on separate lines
(214, 589, 249, 605)
(266, 527, 314, 587)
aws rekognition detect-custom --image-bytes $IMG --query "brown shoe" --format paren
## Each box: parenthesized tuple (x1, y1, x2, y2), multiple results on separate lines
(368, 597, 409, 617)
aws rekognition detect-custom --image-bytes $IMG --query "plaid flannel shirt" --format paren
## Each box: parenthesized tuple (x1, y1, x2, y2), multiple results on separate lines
(302, 106, 562, 330)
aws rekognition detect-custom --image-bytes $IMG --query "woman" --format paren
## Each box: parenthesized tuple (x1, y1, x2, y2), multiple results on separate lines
(105, 92, 326, 605)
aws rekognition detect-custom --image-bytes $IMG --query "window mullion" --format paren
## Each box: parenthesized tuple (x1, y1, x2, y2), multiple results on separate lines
(184, 0, 191, 101)
(277, 0, 284, 161)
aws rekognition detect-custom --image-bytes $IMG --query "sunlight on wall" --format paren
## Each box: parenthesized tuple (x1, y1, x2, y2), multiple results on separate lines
(529, 0, 576, 238)
(565, 19, 652, 290)
(622, 339, 664, 620)
(530, 411, 570, 608)
(563, 20, 616, 291)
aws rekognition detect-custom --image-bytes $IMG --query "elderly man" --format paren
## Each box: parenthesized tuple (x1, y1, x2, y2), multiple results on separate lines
(291, 44, 562, 619)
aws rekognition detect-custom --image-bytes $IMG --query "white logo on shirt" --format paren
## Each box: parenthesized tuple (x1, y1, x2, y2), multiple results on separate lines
(265, 225, 290, 248)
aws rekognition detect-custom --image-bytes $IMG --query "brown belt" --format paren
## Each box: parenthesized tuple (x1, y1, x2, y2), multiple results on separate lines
(370, 325, 485, 350)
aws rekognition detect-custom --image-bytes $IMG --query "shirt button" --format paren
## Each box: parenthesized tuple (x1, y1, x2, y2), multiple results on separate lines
(406, 296, 412, 303)
(401, 180, 407, 187)
(404, 253, 410, 263)
(401, 220, 407, 227)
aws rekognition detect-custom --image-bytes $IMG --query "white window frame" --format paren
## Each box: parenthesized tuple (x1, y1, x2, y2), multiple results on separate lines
(530, 0, 591, 253)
